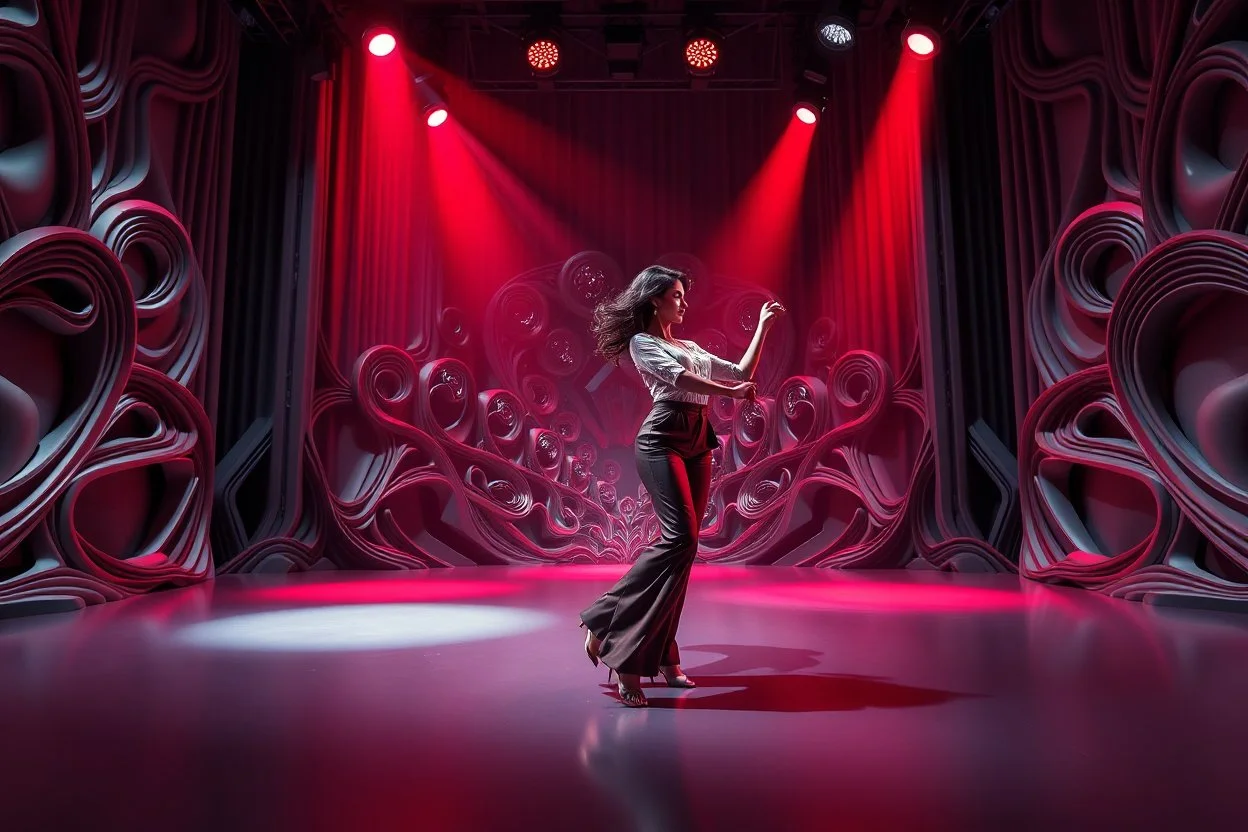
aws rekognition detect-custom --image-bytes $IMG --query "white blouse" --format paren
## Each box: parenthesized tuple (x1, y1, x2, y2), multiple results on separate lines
(629, 332, 744, 405)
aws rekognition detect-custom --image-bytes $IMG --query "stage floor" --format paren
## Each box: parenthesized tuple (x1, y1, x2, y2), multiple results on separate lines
(2, 566, 1247, 831)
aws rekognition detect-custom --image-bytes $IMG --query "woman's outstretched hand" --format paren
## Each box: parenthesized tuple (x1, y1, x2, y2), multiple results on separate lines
(728, 381, 758, 400)
(759, 300, 786, 330)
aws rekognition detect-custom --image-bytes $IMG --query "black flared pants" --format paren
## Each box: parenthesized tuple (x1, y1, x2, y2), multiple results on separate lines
(580, 401, 717, 676)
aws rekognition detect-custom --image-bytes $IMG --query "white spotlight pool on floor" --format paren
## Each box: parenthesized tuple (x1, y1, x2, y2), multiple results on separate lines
(175, 604, 554, 652)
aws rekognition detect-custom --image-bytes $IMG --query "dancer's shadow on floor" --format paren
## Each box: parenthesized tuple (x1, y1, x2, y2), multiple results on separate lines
(600, 644, 977, 712)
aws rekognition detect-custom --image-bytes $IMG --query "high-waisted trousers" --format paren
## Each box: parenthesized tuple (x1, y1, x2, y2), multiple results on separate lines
(580, 400, 718, 676)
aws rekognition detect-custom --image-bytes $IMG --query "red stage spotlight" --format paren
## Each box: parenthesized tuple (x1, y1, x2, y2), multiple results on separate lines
(414, 75, 448, 128)
(793, 83, 825, 125)
(526, 37, 561, 76)
(426, 106, 449, 128)
(903, 23, 940, 58)
(365, 29, 397, 57)
(684, 35, 720, 76)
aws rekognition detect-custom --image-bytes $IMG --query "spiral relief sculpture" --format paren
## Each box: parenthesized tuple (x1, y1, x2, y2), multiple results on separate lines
(1029, 202, 1148, 385)
(0, 20, 91, 235)
(1019, 366, 1197, 587)
(49, 365, 214, 590)
(1000, 0, 1248, 604)
(91, 200, 206, 384)
(1107, 232, 1248, 583)
(0, 1, 236, 613)
(0, 228, 136, 561)
(1143, 34, 1248, 239)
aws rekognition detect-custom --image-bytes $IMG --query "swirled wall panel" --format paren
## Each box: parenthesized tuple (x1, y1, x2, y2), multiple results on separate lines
(0, 0, 238, 615)
(998, 0, 1248, 603)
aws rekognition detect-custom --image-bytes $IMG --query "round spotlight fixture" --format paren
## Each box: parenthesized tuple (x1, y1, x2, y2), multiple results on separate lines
(902, 23, 940, 58)
(426, 106, 448, 128)
(794, 102, 821, 125)
(684, 35, 720, 76)
(365, 29, 397, 57)
(816, 15, 856, 51)
(414, 75, 449, 129)
(526, 37, 561, 77)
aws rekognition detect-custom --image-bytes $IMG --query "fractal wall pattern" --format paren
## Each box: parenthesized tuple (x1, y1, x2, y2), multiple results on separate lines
(0, 1, 237, 614)
(998, 0, 1248, 602)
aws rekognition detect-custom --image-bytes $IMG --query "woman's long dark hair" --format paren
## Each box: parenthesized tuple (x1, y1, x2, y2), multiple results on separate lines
(592, 265, 688, 364)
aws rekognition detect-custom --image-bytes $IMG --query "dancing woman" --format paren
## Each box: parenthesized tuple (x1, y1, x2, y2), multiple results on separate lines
(579, 265, 785, 706)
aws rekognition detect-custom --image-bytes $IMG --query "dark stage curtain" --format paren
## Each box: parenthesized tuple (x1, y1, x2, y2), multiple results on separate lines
(318, 47, 442, 370)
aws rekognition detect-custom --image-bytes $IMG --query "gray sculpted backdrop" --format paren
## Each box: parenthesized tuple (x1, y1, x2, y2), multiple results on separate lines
(0, 0, 234, 614)
(998, 0, 1248, 603)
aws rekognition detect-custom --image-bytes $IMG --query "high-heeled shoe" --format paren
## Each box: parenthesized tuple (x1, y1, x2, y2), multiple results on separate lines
(608, 667, 648, 707)
(650, 665, 697, 688)
(580, 621, 600, 668)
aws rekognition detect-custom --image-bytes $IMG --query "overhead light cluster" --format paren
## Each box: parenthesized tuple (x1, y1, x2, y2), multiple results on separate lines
(789, 2, 946, 127)
(358, 1, 948, 131)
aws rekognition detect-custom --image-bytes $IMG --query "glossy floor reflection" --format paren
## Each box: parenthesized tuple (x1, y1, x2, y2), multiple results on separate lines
(3, 566, 1248, 831)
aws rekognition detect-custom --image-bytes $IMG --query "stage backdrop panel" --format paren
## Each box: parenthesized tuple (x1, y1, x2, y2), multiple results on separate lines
(997, 0, 1248, 604)
(0, 0, 237, 615)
